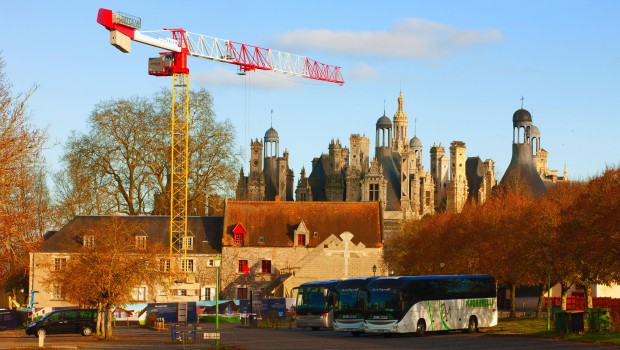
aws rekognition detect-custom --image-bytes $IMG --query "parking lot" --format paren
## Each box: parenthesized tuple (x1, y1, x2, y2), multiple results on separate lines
(1, 323, 618, 350)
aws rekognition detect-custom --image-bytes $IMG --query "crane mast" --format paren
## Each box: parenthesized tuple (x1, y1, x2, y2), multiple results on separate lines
(96, 8, 343, 291)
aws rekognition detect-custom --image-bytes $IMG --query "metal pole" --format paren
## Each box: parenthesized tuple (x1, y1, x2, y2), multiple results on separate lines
(547, 262, 551, 331)
(215, 255, 221, 348)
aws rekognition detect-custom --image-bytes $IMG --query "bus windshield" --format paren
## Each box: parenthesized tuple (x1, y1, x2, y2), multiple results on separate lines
(368, 287, 399, 312)
(333, 288, 362, 312)
(296, 286, 329, 314)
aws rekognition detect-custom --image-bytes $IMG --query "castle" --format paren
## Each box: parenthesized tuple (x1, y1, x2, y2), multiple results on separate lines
(236, 92, 500, 236)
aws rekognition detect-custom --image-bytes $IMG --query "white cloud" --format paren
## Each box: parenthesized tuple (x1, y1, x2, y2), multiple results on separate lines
(273, 18, 502, 59)
(193, 67, 299, 89)
(348, 62, 380, 79)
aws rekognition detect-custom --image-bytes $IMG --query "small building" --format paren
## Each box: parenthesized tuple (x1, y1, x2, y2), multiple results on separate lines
(29, 216, 223, 309)
(220, 199, 384, 300)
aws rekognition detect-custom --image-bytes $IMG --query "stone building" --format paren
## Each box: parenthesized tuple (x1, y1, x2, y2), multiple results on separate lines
(220, 199, 384, 300)
(28, 216, 222, 309)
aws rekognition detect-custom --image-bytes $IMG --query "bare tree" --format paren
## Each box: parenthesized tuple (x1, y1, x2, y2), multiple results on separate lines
(55, 88, 239, 222)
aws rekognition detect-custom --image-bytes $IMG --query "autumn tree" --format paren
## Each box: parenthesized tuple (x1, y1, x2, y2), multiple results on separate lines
(0, 54, 50, 293)
(44, 216, 167, 338)
(561, 168, 620, 308)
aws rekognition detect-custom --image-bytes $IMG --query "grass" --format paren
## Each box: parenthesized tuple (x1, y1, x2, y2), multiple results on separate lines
(481, 317, 620, 345)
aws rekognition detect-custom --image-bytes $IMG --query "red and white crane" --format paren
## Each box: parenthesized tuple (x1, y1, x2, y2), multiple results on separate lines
(96, 8, 343, 286)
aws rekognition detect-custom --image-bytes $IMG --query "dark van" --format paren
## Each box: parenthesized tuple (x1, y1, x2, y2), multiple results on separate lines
(26, 309, 97, 337)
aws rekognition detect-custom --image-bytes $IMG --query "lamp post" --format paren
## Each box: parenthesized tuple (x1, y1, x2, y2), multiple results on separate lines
(214, 254, 221, 348)
(372, 265, 377, 277)
(547, 258, 551, 331)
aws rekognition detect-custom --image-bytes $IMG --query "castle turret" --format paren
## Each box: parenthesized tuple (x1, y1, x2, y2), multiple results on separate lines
(499, 108, 547, 197)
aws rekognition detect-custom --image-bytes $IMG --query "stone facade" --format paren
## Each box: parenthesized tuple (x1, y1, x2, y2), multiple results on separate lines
(220, 200, 384, 300)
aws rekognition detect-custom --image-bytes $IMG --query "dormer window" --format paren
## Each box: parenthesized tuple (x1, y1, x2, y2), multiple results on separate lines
(83, 235, 95, 248)
(183, 236, 194, 250)
(294, 220, 310, 247)
(297, 235, 306, 246)
(232, 223, 247, 247)
(135, 235, 147, 250)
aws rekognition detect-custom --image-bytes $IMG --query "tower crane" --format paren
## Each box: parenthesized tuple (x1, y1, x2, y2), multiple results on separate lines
(96, 9, 344, 287)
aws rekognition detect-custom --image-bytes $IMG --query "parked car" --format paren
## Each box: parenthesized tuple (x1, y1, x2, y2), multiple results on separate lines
(26, 309, 97, 337)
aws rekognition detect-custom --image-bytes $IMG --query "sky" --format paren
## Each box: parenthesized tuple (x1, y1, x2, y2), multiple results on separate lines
(2, 1, 619, 195)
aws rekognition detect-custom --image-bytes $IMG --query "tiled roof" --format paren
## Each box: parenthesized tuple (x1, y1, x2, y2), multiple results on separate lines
(40, 216, 223, 254)
(222, 200, 383, 248)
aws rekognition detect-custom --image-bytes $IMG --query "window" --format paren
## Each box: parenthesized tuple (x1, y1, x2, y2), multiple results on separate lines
(183, 236, 194, 250)
(181, 259, 194, 272)
(83, 235, 95, 248)
(237, 287, 248, 300)
(369, 183, 379, 201)
(208, 259, 215, 267)
(261, 260, 271, 274)
(177, 289, 188, 296)
(135, 235, 147, 250)
(53, 258, 66, 271)
(238, 260, 249, 273)
(297, 234, 306, 246)
(52, 285, 65, 300)
(132, 286, 146, 301)
(201, 287, 212, 301)
(160, 259, 170, 272)
(234, 232, 245, 246)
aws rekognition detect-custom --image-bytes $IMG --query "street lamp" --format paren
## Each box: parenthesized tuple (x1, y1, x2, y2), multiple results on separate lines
(372, 265, 377, 277)
(546, 254, 551, 332)
(214, 255, 221, 348)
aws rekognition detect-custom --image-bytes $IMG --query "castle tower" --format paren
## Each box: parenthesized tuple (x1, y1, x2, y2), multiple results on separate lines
(392, 91, 408, 152)
(295, 167, 313, 201)
(446, 141, 468, 213)
(263, 127, 280, 200)
(499, 108, 547, 197)
(349, 134, 370, 172)
(430, 143, 449, 210)
(376, 111, 393, 158)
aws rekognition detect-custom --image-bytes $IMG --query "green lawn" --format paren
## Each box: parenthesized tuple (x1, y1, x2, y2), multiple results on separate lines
(481, 317, 620, 345)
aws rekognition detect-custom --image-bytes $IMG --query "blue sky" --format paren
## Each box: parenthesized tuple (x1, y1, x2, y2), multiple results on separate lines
(2, 1, 619, 192)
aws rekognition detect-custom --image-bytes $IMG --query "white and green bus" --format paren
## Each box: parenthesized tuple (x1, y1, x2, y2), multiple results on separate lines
(362, 275, 497, 336)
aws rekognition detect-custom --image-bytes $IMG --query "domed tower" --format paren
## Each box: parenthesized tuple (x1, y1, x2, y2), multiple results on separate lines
(392, 91, 408, 152)
(500, 108, 547, 197)
(264, 127, 279, 158)
(376, 110, 393, 157)
(410, 135, 423, 163)
(263, 126, 281, 200)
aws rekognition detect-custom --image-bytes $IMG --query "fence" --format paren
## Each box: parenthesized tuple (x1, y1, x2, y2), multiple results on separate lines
(544, 297, 620, 313)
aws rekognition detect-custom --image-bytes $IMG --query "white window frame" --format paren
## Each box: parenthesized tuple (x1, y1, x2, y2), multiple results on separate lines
(53, 258, 67, 271)
(181, 259, 194, 272)
(135, 235, 147, 250)
(52, 284, 65, 300)
(83, 235, 95, 248)
(132, 286, 147, 301)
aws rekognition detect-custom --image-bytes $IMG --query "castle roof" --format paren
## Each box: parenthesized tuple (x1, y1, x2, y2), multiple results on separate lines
(222, 200, 383, 247)
(264, 127, 279, 142)
(40, 216, 223, 254)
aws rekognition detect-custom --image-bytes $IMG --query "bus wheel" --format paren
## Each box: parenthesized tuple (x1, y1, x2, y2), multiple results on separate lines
(351, 331, 362, 337)
(415, 319, 426, 337)
(464, 316, 478, 333)
(311, 327, 320, 331)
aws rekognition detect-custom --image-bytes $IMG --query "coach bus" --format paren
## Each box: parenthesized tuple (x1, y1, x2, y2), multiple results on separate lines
(363, 275, 497, 336)
(332, 277, 378, 336)
(294, 280, 339, 330)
